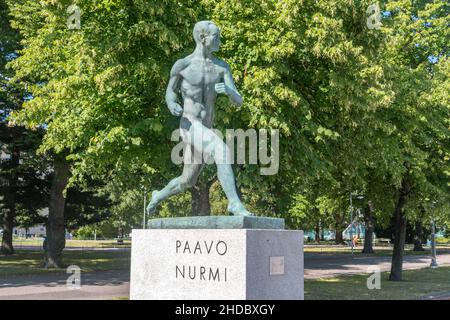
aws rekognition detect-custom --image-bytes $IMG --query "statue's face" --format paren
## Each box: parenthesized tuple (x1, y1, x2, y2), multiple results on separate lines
(205, 25, 221, 52)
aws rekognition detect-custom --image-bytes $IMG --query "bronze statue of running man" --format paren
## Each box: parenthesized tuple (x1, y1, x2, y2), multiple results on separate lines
(147, 21, 253, 216)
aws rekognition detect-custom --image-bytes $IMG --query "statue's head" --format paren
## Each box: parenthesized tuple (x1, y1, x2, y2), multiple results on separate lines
(193, 21, 221, 52)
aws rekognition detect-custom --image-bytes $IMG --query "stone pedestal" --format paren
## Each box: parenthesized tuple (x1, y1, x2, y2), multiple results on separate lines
(130, 228, 304, 300)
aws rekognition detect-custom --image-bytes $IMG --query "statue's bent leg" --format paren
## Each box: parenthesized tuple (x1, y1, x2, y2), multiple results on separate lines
(147, 145, 203, 215)
(198, 124, 253, 216)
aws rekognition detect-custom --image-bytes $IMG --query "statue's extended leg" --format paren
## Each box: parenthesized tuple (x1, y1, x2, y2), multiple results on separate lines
(146, 177, 183, 215)
(147, 149, 203, 215)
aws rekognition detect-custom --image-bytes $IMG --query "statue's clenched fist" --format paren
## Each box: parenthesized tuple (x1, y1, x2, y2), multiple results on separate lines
(168, 102, 183, 116)
(215, 83, 230, 96)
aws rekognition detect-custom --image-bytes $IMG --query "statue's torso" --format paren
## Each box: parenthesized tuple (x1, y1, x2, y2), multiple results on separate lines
(179, 56, 225, 128)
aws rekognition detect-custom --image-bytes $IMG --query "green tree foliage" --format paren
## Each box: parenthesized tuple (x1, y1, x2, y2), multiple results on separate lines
(8, 0, 202, 184)
(1, 0, 50, 254)
(374, 0, 449, 281)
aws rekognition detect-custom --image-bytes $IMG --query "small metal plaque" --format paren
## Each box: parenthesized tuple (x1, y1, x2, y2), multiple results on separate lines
(269, 256, 285, 275)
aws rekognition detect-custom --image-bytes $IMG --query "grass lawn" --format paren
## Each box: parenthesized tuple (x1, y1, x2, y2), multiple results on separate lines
(12, 238, 131, 248)
(305, 266, 450, 300)
(0, 249, 131, 276)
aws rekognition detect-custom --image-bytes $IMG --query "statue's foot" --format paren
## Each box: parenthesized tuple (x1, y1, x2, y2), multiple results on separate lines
(227, 201, 253, 216)
(146, 191, 160, 216)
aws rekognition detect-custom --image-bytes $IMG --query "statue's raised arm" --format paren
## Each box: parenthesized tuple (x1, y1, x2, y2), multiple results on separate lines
(214, 62, 243, 107)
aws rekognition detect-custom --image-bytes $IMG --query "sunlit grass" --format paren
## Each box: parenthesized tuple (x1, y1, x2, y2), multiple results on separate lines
(305, 266, 450, 300)
(11, 238, 131, 248)
(318, 278, 344, 283)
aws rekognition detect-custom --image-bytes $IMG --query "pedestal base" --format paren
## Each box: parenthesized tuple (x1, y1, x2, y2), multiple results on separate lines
(130, 229, 304, 300)
(147, 215, 285, 230)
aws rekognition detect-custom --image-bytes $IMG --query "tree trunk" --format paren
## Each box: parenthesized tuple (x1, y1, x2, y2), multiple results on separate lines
(320, 221, 325, 241)
(191, 177, 215, 216)
(335, 229, 343, 244)
(44, 157, 70, 268)
(1, 207, 15, 255)
(362, 201, 375, 254)
(389, 179, 410, 281)
(1, 147, 19, 255)
(413, 206, 425, 251)
(314, 224, 320, 243)
(413, 221, 425, 251)
(334, 211, 345, 245)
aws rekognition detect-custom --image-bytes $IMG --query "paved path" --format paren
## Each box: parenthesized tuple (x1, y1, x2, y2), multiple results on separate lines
(0, 270, 129, 300)
(1, 253, 449, 300)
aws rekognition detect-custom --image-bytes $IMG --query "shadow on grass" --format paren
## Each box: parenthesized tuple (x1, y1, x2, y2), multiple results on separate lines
(0, 269, 130, 289)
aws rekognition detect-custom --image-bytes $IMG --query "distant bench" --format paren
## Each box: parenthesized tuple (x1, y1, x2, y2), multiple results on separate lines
(375, 238, 391, 245)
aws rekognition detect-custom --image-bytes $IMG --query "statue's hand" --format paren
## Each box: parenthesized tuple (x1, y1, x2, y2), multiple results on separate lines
(168, 102, 183, 116)
(215, 83, 230, 96)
